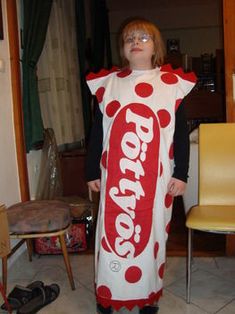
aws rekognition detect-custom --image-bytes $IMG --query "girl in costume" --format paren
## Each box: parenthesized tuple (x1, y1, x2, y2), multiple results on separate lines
(86, 18, 196, 314)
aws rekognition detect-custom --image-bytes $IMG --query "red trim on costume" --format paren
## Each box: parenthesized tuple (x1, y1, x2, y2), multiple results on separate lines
(96, 289, 162, 311)
(86, 66, 119, 81)
(160, 63, 197, 83)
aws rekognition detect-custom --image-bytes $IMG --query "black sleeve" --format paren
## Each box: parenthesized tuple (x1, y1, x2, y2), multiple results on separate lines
(172, 101, 190, 183)
(85, 105, 103, 182)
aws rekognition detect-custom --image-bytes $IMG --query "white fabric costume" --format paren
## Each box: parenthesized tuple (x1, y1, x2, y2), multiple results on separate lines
(86, 64, 196, 310)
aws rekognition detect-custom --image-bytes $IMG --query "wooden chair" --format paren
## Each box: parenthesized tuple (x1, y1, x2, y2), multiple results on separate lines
(0, 205, 12, 311)
(0, 204, 11, 284)
(1, 200, 75, 293)
(186, 123, 235, 303)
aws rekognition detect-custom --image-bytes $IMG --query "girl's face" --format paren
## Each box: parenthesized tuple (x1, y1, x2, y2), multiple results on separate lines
(123, 30, 155, 70)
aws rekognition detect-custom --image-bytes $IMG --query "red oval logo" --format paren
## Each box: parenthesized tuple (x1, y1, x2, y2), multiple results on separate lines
(104, 103, 160, 258)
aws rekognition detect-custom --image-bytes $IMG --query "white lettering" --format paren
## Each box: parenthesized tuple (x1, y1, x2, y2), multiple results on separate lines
(115, 237, 135, 258)
(119, 178, 145, 200)
(126, 108, 153, 143)
(109, 187, 136, 219)
(115, 213, 134, 240)
(121, 132, 140, 160)
(120, 158, 145, 179)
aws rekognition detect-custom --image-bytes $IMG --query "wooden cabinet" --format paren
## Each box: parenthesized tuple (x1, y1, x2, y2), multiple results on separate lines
(59, 149, 89, 199)
(167, 51, 226, 124)
(184, 90, 225, 121)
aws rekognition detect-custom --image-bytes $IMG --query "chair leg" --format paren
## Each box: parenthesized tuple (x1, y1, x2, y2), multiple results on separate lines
(186, 228, 193, 303)
(26, 239, 33, 262)
(2, 256, 8, 293)
(59, 234, 75, 290)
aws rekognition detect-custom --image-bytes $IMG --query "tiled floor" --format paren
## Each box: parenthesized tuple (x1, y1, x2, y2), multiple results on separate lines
(1, 251, 235, 313)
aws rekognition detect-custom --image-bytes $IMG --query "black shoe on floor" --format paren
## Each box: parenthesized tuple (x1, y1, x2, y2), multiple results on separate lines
(139, 305, 159, 314)
(97, 303, 113, 314)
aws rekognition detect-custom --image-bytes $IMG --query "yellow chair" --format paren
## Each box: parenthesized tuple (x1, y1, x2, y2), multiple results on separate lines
(1, 200, 75, 293)
(186, 123, 235, 303)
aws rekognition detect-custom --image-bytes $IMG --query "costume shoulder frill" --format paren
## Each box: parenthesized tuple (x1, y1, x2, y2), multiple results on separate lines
(160, 63, 197, 83)
(86, 66, 120, 81)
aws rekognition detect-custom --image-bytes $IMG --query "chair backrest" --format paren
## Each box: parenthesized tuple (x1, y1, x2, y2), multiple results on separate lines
(199, 123, 235, 205)
(0, 204, 10, 258)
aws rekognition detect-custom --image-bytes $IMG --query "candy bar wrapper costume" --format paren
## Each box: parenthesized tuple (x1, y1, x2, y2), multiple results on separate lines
(86, 65, 196, 310)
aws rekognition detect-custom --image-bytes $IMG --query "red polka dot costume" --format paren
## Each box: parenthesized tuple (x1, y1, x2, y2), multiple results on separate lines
(86, 64, 196, 310)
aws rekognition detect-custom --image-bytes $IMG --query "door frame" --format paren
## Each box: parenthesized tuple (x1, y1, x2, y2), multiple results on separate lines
(6, 0, 29, 202)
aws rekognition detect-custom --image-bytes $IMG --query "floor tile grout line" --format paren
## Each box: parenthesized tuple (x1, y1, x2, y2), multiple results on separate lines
(214, 297, 235, 314)
(164, 287, 211, 314)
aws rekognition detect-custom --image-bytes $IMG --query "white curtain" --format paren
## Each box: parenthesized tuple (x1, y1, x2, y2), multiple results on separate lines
(37, 0, 84, 146)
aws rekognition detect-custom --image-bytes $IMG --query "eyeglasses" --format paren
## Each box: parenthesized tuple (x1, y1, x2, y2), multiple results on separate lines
(124, 33, 153, 44)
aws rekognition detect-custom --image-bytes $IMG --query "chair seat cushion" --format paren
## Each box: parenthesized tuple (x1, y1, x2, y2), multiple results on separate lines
(7, 200, 71, 234)
(186, 205, 235, 231)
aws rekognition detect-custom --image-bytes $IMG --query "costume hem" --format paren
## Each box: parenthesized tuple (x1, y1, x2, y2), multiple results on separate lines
(96, 289, 162, 311)
(160, 63, 197, 83)
(86, 66, 119, 80)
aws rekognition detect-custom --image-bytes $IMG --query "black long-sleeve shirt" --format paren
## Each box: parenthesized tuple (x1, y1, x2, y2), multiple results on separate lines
(85, 102, 189, 183)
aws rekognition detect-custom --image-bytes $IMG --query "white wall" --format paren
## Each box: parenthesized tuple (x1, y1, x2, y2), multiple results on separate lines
(0, 0, 26, 269)
(107, 0, 223, 64)
(0, 0, 21, 206)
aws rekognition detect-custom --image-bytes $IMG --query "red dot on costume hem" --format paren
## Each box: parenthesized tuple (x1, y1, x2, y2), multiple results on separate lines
(157, 109, 171, 128)
(117, 68, 132, 78)
(101, 151, 108, 169)
(175, 98, 182, 112)
(97, 285, 112, 299)
(96, 87, 105, 103)
(165, 193, 173, 208)
(125, 266, 142, 283)
(135, 83, 153, 98)
(106, 100, 121, 117)
(160, 162, 163, 176)
(169, 143, 174, 160)
(154, 242, 159, 259)
(101, 236, 111, 252)
(161, 73, 178, 84)
(158, 263, 165, 279)
(166, 222, 171, 234)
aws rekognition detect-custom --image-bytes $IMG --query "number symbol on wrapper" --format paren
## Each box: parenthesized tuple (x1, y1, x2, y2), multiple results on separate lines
(109, 260, 121, 272)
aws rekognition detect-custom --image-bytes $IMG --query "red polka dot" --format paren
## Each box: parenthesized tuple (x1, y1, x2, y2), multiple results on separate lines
(106, 100, 121, 117)
(154, 242, 159, 259)
(101, 151, 108, 169)
(175, 98, 182, 112)
(97, 285, 112, 299)
(157, 109, 171, 128)
(101, 237, 111, 252)
(165, 193, 173, 208)
(161, 73, 178, 84)
(158, 263, 165, 279)
(169, 143, 174, 160)
(96, 87, 105, 103)
(135, 83, 153, 98)
(165, 221, 171, 234)
(125, 266, 142, 283)
(117, 68, 132, 78)
(159, 162, 163, 176)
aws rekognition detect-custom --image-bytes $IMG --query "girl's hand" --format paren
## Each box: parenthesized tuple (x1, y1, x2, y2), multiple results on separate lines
(87, 179, 101, 192)
(167, 177, 187, 197)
